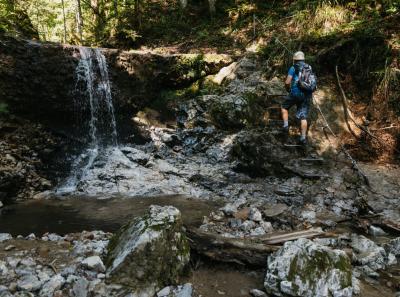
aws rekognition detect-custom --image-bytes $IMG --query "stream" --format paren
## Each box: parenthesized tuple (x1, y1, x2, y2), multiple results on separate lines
(0, 195, 220, 236)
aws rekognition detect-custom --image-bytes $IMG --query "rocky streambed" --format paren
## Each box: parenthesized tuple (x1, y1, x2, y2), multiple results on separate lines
(1, 38, 400, 297)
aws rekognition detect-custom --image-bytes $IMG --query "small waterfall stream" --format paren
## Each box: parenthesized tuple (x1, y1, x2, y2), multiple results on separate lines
(58, 47, 118, 193)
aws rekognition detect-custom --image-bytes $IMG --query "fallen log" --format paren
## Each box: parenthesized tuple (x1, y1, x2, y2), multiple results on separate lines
(186, 227, 326, 267)
(186, 227, 279, 267)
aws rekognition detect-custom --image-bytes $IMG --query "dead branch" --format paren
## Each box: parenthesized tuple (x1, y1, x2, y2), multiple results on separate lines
(335, 66, 358, 138)
(312, 96, 370, 186)
(336, 66, 400, 154)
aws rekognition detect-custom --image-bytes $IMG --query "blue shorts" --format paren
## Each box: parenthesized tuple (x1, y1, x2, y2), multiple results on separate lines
(282, 93, 311, 120)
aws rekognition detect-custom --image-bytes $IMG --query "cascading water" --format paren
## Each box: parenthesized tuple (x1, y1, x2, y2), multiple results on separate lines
(56, 47, 205, 197)
(58, 47, 118, 193)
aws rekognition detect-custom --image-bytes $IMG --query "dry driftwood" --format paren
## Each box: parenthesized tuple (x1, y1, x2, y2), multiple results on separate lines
(186, 227, 327, 267)
(258, 228, 325, 245)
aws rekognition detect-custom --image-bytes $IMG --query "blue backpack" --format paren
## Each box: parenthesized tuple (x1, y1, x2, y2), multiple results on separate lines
(295, 63, 317, 93)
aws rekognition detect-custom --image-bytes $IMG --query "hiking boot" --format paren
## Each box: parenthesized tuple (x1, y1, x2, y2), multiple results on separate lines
(298, 137, 307, 146)
(281, 126, 289, 136)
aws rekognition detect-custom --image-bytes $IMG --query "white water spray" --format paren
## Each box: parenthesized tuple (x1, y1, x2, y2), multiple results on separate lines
(58, 47, 118, 193)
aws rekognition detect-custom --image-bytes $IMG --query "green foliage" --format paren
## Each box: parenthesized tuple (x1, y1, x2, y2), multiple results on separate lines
(0, 102, 9, 114)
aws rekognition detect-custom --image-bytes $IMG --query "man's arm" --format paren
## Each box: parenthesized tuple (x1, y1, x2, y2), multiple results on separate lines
(285, 75, 292, 92)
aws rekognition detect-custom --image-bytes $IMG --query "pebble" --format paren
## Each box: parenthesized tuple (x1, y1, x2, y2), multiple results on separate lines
(249, 208, 263, 222)
(260, 221, 273, 233)
(26, 233, 36, 240)
(0, 233, 12, 242)
(72, 277, 89, 297)
(157, 286, 171, 297)
(220, 203, 237, 216)
(369, 225, 387, 237)
(39, 274, 65, 297)
(81, 256, 106, 273)
(240, 220, 256, 232)
(8, 282, 17, 293)
(250, 289, 268, 297)
(17, 274, 43, 291)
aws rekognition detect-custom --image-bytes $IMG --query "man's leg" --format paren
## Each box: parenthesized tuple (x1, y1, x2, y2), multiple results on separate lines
(300, 119, 307, 141)
(296, 95, 311, 143)
(281, 95, 294, 130)
(281, 108, 289, 128)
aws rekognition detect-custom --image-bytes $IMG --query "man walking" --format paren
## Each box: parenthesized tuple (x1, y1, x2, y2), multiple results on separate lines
(281, 51, 315, 145)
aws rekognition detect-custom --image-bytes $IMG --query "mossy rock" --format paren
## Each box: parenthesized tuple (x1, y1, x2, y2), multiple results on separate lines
(265, 238, 353, 297)
(105, 205, 190, 296)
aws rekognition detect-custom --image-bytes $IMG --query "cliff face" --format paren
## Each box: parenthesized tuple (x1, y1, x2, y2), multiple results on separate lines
(0, 36, 231, 135)
(0, 36, 232, 201)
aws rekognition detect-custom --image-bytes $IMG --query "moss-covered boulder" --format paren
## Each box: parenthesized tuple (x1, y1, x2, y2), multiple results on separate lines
(264, 238, 353, 297)
(105, 205, 190, 296)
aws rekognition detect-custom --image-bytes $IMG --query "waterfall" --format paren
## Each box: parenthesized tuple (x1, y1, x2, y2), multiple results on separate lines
(58, 47, 118, 193)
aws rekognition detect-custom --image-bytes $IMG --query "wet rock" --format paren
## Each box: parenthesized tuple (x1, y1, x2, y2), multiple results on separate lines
(0, 233, 12, 242)
(4, 245, 15, 251)
(26, 233, 36, 240)
(260, 221, 273, 233)
(157, 286, 172, 297)
(262, 203, 288, 218)
(249, 208, 263, 222)
(384, 237, 400, 257)
(72, 277, 89, 297)
(250, 227, 266, 236)
(17, 274, 43, 292)
(229, 218, 242, 229)
(81, 256, 105, 273)
(350, 234, 386, 272)
(105, 205, 190, 296)
(264, 238, 353, 297)
(0, 261, 8, 276)
(240, 220, 256, 232)
(301, 210, 316, 224)
(250, 289, 268, 297)
(39, 275, 65, 297)
(14, 292, 35, 297)
(220, 203, 237, 216)
(368, 226, 387, 237)
(175, 283, 193, 297)
(47, 233, 63, 242)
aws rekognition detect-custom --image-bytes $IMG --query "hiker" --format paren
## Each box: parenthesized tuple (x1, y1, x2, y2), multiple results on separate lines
(281, 51, 316, 145)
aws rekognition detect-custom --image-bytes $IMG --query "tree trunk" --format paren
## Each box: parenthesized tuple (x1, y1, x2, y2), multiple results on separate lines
(91, 0, 99, 41)
(113, 0, 118, 17)
(134, 0, 141, 28)
(179, 0, 187, 9)
(61, 0, 67, 43)
(208, 0, 216, 16)
(76, 0, 84, 43)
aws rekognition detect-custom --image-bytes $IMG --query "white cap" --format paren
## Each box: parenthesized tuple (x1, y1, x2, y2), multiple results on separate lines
(293, 51, 305, 60)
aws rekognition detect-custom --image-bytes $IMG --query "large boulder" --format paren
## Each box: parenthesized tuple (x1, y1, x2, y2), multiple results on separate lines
(105, 205, 190, 296)
(264, 238, 353, 297)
